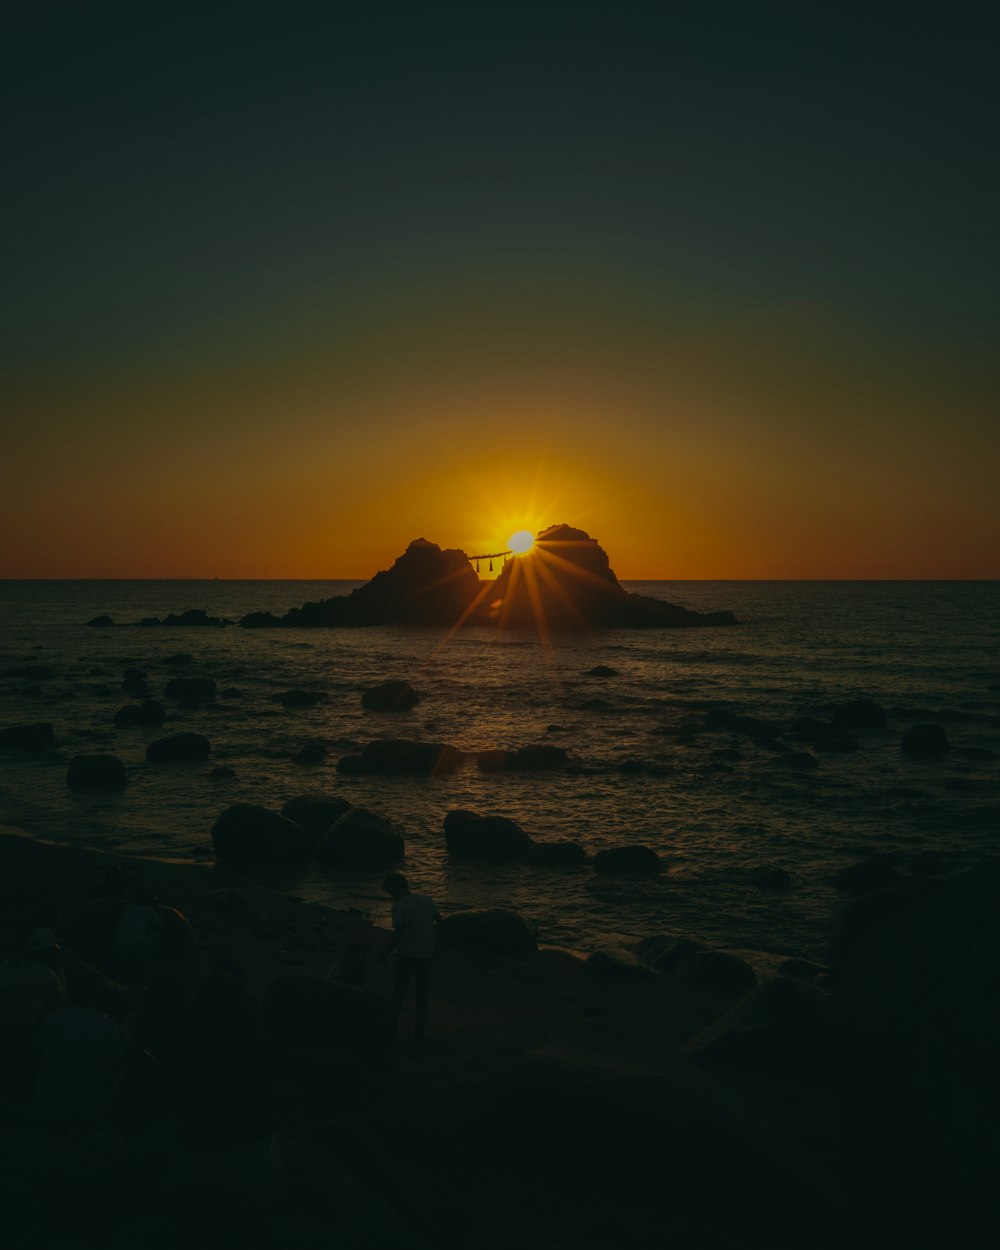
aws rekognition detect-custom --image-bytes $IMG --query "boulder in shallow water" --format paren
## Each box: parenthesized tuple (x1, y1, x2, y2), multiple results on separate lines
(901, 722, 949, 758)
(317, 807, 403, 870)
(633, 934, 709, 971)
(442, 909, 538, 956)
(282, 795, 353, 835)
(443, 810, 533, 860)
(164, 652, 193, 665)
(592, 845, 662, 874)
(66, 753, 126, 789)
(834, 855, 903, 895)
(585, 946, 654, 983)
(337, 738, 463, 776)
(121, 666, 148, 695)
(684, 976, 834, 1079)
(477, 743, 568, 772)
(0, 722, 55, 752)
(211, 803, 314, 869)
(292, 742, 327, 765)
(584, 665, 618, 676)
(164, 676, 217, 702)
(86, 615, 113, 627)
(114, 699, 166, 727)
(273, 688, 326, 708)
(146, 732, 211, 762)
(360, 680, 420, 711)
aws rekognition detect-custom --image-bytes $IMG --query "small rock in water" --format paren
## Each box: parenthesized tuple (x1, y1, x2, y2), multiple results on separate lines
(901, 723, 950, 759)
(0, 722, 55, 752)
(361, 680, 420, 711)
(146, 733, 211, 762)
(592, 845, 662, 874)
(292, 742, 327, 765)
(273, 689, 326, 708)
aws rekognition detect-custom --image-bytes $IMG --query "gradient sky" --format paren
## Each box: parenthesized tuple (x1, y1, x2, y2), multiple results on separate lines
(3, 1, 998, 578)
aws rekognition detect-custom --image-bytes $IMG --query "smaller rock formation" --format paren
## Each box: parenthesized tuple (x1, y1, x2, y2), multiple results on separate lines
(146, 733, 211, 762)
(67, 754, 126, 789)
(337, 739, 463, 776)
(361, 680, 420, 711)
(0, 723, 55, 752)
(443, 810, 533, 860)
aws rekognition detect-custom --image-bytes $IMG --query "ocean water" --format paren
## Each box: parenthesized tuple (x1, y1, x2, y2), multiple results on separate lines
(1, 579, 998, 960)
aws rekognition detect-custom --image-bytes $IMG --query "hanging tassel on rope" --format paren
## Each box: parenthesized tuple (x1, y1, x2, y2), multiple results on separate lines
(489, 558, 493, 572)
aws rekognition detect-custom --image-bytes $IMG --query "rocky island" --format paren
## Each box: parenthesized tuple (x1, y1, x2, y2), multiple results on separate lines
(240, 525, 738, 630)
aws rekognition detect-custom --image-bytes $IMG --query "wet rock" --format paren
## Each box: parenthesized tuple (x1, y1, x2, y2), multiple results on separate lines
(158, 904, 194, 961)
(584, 665, 618, 677)
(592, 845, 662, 874)
(750, 865, 791, 889)
(477, 743, 568, 772)
(164, 676, 217, 702)
(901, 723, 949, 758)
(211, 803, 314, 869)
(465, 1015, 823, 1240)
(261, 974, 388, 1061)
(282, 796, 353, 835)
(209, 765, 236, 780)
(617, 758, 647, 774)
(66, 753, 126, 789)
(337, 738, 462, 776)
(525, 840, 587, 867)
(317, 807, 404, 870)
(86, 615, 114, 627)
(828, 877, 945, 971)
(777, 957, 830, 983)
(158, 609, 227, 628)
(633, 934, 709, 971)
(121, 667, 148, 695)
(442, 908, 538, 956)
(273, 689, 327, 708)
(585, 946, 654, 983)
(221, 687, 243, 699)
(293, 742, 328, 765)
(360, 680, 420, 711)
(443, 810, 533, 860)
(831, 699, 888, 731)
(0, 722, 55, 752)
(146, 732, 211, 762)
(675, 950, 757, 995)
(909, 850, 950, 876)
(834, 856, 903, 895)
(113, 699, 166, 727)
(164, 652, 193, 665)
(684, 977, 833, 1078)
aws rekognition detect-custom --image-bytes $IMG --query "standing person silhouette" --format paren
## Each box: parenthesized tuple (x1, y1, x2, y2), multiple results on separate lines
(380, 873, 441, 1044)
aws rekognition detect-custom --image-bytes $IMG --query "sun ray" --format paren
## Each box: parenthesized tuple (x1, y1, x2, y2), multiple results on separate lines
(519, 552, 551, 648)
(431, 575, 501, 653)
(533, 543, 624, 597)
(530, 554, 591, 628)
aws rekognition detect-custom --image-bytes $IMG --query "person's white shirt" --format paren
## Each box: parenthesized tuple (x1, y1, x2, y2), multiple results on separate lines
(391, 893, 440, 958)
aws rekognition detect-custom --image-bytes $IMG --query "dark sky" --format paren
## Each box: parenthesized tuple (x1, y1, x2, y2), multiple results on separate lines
(3, 1, 998, 576)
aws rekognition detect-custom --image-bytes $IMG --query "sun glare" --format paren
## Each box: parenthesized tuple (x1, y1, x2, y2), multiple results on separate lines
(508, 529, 535, 555)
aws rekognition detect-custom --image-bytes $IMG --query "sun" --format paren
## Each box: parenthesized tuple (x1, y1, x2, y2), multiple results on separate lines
(508, 529, 535, 555)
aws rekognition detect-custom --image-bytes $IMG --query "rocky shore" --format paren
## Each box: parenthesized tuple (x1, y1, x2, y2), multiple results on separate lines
(2, 824, 995, 1249)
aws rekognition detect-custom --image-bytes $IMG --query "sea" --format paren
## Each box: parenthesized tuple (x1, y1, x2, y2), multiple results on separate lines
(1, 580, 998, 961)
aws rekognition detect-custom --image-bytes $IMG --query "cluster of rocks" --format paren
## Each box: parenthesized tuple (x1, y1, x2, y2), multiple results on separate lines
(237, 527, 739, 631)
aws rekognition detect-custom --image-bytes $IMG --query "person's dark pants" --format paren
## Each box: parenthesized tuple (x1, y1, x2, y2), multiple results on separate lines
(390, 955, 432, 1040)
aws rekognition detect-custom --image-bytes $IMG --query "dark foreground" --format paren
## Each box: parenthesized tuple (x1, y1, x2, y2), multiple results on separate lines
(0, 828, 994, 1250)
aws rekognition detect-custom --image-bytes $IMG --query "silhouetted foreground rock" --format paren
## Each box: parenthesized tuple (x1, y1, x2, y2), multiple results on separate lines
(337, 739, 463, 776)
(239, 527, 738, 631)
(466, 1017, 833, 1246)
(441, 908, 538, 955)
(211, 803, 314, 869)
(593, 844, 662, 874)
(317, 807, 404, 870)
(164, 676, 217, 702)
(146, 732, 211, 762)
(114, 699, 166, 727)
(443, 809, 533, 860)
(361, 680, 420, 711)
(281, 795, 352, 834)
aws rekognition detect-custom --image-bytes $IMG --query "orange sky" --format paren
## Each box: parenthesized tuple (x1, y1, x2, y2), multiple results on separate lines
(4, 314, 997, 579)
(4, 8, 998, 580)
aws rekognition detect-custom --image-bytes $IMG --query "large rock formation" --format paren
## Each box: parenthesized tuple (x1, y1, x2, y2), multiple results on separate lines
(241, 526, 738, 631)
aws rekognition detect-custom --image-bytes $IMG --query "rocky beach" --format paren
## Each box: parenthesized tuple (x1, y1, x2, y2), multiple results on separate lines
(2, 817, 998, 1249)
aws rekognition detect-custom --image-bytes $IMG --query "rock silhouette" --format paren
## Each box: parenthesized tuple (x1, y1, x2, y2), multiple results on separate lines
(240, 527, 737, 631)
